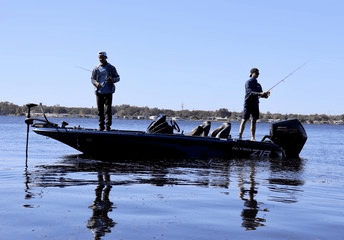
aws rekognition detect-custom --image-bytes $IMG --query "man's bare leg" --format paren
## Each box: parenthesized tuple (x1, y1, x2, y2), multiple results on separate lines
(250, 119, 257, 141)
(239, 119, 248, 139)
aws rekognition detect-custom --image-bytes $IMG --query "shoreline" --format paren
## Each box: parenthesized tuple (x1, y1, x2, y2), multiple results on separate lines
(1, 113, 343, 125)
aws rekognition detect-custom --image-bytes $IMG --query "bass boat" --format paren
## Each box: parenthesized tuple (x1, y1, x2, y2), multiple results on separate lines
(25, 103, 307, 160)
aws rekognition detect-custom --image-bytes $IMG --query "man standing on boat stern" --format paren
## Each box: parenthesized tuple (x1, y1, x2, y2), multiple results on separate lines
(238, 68, 270, 141)
(91, 51, 120, 131)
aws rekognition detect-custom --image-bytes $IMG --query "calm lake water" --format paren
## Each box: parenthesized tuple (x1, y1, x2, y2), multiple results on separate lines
(1, 116, 343, 240)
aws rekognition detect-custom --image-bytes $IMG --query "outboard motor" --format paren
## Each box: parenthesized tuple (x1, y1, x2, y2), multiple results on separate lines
(269, 119, 307, 158)
(210, 122, 231, 139)
(147, 114, 174, 134)
(189, 121, 211, 137)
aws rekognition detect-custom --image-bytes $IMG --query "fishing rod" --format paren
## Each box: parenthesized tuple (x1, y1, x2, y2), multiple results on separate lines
(267, 59, 312, 92)
(75, 66, 106, 87)
(75, 66, 92, 72)
(75, 65, 116, 87)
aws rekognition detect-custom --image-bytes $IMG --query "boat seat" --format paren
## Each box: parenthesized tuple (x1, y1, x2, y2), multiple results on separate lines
(210, 122, 231, 139)
(188, 121, 211, 137)
(148, 121, 173, 134)
(147, 114, 173, 134)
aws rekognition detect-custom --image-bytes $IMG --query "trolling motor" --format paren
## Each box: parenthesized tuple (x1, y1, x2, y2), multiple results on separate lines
(25, 103, 58, 128)
(25, 103, 59, 160)
(25, 103, 38, 124)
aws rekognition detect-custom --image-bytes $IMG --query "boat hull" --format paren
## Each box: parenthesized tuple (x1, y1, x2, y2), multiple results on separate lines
(33, 127, 285, 160)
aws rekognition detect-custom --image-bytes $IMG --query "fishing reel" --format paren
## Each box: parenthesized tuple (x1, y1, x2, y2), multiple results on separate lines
(260, 91, 270, 98)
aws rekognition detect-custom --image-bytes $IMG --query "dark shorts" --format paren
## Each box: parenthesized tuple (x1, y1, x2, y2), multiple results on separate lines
(242, 102, 259, 120)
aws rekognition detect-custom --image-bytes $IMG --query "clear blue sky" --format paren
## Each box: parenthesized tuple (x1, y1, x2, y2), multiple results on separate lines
(1, 0, 343, 115)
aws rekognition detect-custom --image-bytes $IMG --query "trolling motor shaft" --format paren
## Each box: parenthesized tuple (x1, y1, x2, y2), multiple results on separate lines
(25, 103, 38, 162)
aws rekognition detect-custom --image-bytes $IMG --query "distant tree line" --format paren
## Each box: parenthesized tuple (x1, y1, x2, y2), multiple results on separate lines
(1, 101, 343, 124)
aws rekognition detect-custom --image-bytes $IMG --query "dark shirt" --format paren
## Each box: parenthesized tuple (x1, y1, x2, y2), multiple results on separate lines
(244, 78, 262, 105)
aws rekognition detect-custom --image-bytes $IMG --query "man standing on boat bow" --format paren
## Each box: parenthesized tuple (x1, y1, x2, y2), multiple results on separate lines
(91, 51, 120, 131)
(238, 68, 270, 141)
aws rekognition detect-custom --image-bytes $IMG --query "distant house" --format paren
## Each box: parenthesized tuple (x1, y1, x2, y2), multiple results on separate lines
(137, 115, 147, 120)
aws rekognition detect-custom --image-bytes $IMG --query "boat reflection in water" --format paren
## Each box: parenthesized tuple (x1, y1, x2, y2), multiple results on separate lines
(23, 155, 304, 238)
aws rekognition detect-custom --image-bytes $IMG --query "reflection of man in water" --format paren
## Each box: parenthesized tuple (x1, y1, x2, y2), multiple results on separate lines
(87, 171, 116, 239)
(238, 161, 266, 230)
(240, 188, 262, 230)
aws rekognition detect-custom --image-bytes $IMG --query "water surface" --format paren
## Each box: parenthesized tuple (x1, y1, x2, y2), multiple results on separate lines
(0, 116, 343, 239)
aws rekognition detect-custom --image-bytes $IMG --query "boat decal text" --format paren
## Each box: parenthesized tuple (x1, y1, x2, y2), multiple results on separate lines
(233, 147, 271, 157)
(250, 150, 271, 157)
